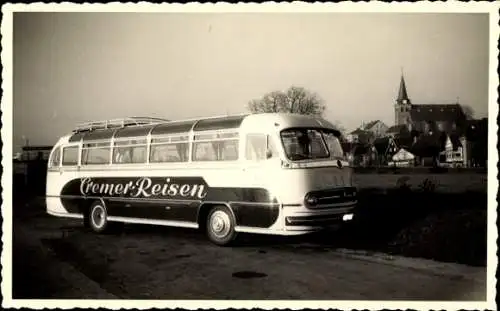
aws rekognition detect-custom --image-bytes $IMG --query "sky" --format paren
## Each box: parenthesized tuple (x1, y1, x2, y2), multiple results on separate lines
(12, 11, 491, 152)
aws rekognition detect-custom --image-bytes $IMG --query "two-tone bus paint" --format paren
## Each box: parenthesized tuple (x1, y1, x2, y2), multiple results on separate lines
(46, 113, 357, 245)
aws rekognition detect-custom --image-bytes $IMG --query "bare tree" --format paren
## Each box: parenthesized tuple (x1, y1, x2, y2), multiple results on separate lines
(330, 120, 346, 138)
(247, 86, 326, 117)
(462, 105, 475, 120)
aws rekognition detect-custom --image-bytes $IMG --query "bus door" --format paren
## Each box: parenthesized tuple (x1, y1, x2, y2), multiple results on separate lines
(242, 133, 281, 193)
(240, 133, 281, 227)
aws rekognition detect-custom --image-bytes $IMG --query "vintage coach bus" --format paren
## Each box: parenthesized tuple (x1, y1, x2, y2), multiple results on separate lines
(46, 113, 357, 245)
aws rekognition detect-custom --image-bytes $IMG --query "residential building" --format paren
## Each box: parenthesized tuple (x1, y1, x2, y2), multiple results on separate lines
(362, 120, 389, 138)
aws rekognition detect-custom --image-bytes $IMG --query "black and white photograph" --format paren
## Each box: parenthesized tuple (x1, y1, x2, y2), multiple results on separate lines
(1, 2, 498, 310)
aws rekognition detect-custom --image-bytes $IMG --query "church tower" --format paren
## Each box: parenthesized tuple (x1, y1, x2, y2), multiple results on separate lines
(395, 74, 412, 126)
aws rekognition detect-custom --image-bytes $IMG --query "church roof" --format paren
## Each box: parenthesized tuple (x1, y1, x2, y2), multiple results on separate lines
(397, 75, 409, 101)
(410, 104, 465, 122)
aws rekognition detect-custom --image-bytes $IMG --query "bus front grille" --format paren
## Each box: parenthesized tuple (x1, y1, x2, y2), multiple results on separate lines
(304, 187, 357, 209)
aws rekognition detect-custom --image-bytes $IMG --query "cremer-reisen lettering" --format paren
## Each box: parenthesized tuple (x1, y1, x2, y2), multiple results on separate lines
(79, 177, 207, 199)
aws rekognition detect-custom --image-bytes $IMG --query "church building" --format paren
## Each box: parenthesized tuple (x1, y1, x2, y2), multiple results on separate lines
(386, 74, 468, 137)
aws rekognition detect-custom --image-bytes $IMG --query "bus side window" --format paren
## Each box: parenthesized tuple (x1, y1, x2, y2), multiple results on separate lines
(150, 135, 189, 163)
(193, 132, 239, 162)
(150, 144, 187, 163)
(62, 146, 79, 166)
(220, 140, 239, 161)
(193, 141, 217, 161)
(114, 147, 132, 163)
(82, 142, 111, 165)
(113, 139, 147, 164)
(50, 147, 61, 168)
(245, 134, 267, 161)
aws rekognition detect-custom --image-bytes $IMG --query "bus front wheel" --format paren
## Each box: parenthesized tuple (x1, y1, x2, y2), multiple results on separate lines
(206, 206, 237, 246)
(88, 200, 109, 233)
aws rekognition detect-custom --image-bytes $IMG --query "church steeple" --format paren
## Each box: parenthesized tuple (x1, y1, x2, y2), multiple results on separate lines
(395, 71, 412, 127)
(397, 74, 409, 102)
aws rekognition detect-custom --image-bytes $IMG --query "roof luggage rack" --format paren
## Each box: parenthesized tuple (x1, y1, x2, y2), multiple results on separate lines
(73, 116, 170, 133)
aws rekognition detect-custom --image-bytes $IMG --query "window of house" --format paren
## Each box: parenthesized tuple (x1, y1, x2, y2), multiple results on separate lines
(62, 146, 79, 166)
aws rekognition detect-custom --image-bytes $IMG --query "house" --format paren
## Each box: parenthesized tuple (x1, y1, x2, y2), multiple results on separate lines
(341, 142, 372, 167)
(347, 120, 389, 143)
(437, 134, 464, 167)
(389, 148, 416, 167)
(345, 128, 372, 143)
(372, 137, 398, 166)
(362, 120, 389, 138)
(409, 131, 446, 166)
(366, 134, 417, 166)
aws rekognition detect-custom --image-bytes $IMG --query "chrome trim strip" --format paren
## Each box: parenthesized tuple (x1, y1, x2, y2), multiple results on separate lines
(106, 216, 199, 229)
(47, 210, 84, 219)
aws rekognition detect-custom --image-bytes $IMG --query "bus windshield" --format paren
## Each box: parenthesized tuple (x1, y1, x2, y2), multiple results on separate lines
(280, 128, 344, 161)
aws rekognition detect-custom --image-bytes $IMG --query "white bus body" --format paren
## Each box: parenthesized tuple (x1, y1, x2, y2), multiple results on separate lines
(46, 113, 357, 245)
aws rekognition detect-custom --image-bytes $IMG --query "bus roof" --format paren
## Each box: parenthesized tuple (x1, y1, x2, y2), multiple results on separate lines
(65, 113, 339, 143)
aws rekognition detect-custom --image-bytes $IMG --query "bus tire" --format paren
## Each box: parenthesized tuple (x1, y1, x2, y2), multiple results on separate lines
(88, 200, 109, 234)
(206, 205, 237, 246)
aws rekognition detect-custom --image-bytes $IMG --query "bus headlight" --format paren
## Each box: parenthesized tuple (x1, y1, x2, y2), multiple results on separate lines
(342, 214, 354, 221)
(305, 194, 319, 206)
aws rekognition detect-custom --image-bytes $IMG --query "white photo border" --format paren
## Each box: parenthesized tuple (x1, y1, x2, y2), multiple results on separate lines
(1, 1, 498, 310)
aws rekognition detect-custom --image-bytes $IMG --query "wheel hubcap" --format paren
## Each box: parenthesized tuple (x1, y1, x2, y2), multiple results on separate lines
(210, 210, 231, 238)
(92, 205, 105, 228)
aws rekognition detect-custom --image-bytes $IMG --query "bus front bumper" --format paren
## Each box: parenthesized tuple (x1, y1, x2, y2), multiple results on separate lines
(285, 213, 354, 226)
(282, 205, 355, 232)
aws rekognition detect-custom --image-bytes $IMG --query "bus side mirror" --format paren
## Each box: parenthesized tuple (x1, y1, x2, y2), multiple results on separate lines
(266, 150, 273, 159)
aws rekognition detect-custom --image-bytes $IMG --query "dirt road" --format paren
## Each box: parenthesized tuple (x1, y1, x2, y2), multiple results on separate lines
(12, 212, 486, 301)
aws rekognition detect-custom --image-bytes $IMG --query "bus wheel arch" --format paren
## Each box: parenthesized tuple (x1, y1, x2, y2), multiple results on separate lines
(198, 203, 238, 246)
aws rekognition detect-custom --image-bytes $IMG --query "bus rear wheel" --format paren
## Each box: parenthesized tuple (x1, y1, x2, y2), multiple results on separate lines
(88, 200, 109, 233)
(206, 206, 237, 246)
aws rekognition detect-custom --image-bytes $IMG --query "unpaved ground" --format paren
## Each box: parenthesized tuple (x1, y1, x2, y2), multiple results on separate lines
(13, 210, 486, 300)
